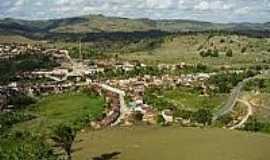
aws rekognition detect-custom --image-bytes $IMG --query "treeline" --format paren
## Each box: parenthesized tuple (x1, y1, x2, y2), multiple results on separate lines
(67, 36, 165, 56)
(172, 29, 270, 38)
(3, 26, 270, 44)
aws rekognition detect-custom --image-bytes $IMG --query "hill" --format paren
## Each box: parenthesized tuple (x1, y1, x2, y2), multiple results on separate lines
(1, 14, 270, 39)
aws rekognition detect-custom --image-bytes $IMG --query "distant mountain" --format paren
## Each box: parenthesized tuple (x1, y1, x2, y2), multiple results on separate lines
(0, 14, 270, 40)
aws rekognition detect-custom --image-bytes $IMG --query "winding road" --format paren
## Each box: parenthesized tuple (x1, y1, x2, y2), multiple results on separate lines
(213, 69, 270, 122)
(212, 81, 244, 121)
(230, 99, 253, 129)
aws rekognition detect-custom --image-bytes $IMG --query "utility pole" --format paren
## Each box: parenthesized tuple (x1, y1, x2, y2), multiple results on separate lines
(79, 39, 81, 59)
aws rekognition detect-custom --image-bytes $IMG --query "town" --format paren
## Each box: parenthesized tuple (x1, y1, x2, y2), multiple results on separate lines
(1, 43, 266, 129)
(1, 5, 270, 159)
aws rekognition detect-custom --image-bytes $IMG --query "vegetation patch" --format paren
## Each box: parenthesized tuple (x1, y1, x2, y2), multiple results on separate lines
(0, 91, 105, 159)
(144, 87, 226, 111)
(14, 92, 105, 133)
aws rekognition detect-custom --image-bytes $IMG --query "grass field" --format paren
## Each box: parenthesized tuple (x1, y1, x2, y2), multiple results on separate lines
(73, 126, 270, 160)
(145, 87, 227, 111)
(14, 92, 105, 134)
(162, 89, 227, 110)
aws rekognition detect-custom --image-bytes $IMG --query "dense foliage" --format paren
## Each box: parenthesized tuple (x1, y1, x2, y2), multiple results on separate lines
(244, 78, 270, 93)
(242, 116, 270, 133)
(208, 70, 258, 93)
(0, 112, 36, 134)
(0, 131, 57, 160)
(8, 94, 37, 109)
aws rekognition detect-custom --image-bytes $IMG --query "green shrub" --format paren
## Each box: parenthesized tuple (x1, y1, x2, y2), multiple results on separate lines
(8, 94, 36, 109)
(212, 48, 219, 57)
(242, 116, 270, 133)
(192, 108, 213, 126)
(241, 47, 247, 53)
(226, 48, 233, 57)
(0, 112, 36, 134)
(0, 131, 57, 160)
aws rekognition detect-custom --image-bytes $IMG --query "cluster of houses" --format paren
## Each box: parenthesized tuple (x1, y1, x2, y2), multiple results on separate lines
(105, 73, 214, 97)
(88, 83, 158, 128)
(0, 43, 37, 59)
(0, 43, 72, 67)
(85, 72, 216, 126)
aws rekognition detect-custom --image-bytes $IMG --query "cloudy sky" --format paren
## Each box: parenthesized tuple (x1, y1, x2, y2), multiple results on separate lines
(0, 0, 270, 23)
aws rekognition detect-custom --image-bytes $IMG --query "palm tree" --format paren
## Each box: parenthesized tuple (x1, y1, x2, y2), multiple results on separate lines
(52, 124, 77, 160)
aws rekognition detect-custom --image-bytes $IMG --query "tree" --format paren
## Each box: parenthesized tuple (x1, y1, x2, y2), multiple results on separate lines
(206, 49, 212, 57)
(195, 63, 208, 72)
(220, 38, 225, 43)
(226, 48, 233, 57)
(52, 124, 77, 160)
(192, 109, 213, 126)
(241, 47, 247, 53)
(212, 48, 219, 57)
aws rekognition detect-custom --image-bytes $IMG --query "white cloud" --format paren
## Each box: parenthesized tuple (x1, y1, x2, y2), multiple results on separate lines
(0, 0, 269, 23)
(194, 0, 234, 11)
(235, 7, 251, 15)
(194, 1, 209, 11)
(14, 0, 25, 6)
(145, 0, 174, 9)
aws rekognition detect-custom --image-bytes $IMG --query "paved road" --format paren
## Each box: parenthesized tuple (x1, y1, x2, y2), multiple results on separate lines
(213, 69, 270, 121)
(212, 81, 244, 121)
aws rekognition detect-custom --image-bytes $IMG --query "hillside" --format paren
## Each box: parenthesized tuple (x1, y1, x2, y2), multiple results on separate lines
(0, 14, 270, 37)
(118, 33, 270, 66)
(73, 126, 270, 160)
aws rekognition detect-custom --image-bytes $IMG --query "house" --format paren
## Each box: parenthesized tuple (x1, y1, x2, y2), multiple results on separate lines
(133, 81, 145, 96)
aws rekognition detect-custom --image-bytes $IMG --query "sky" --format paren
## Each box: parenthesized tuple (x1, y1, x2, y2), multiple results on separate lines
(0, 0, 270, 23)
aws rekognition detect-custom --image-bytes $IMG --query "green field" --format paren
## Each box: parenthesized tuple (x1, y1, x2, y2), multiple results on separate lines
(14, 92, 105, 133)
(73, 126, 270, 160)
(145, 87, 227, 111)
(162, 89, 227, 110)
